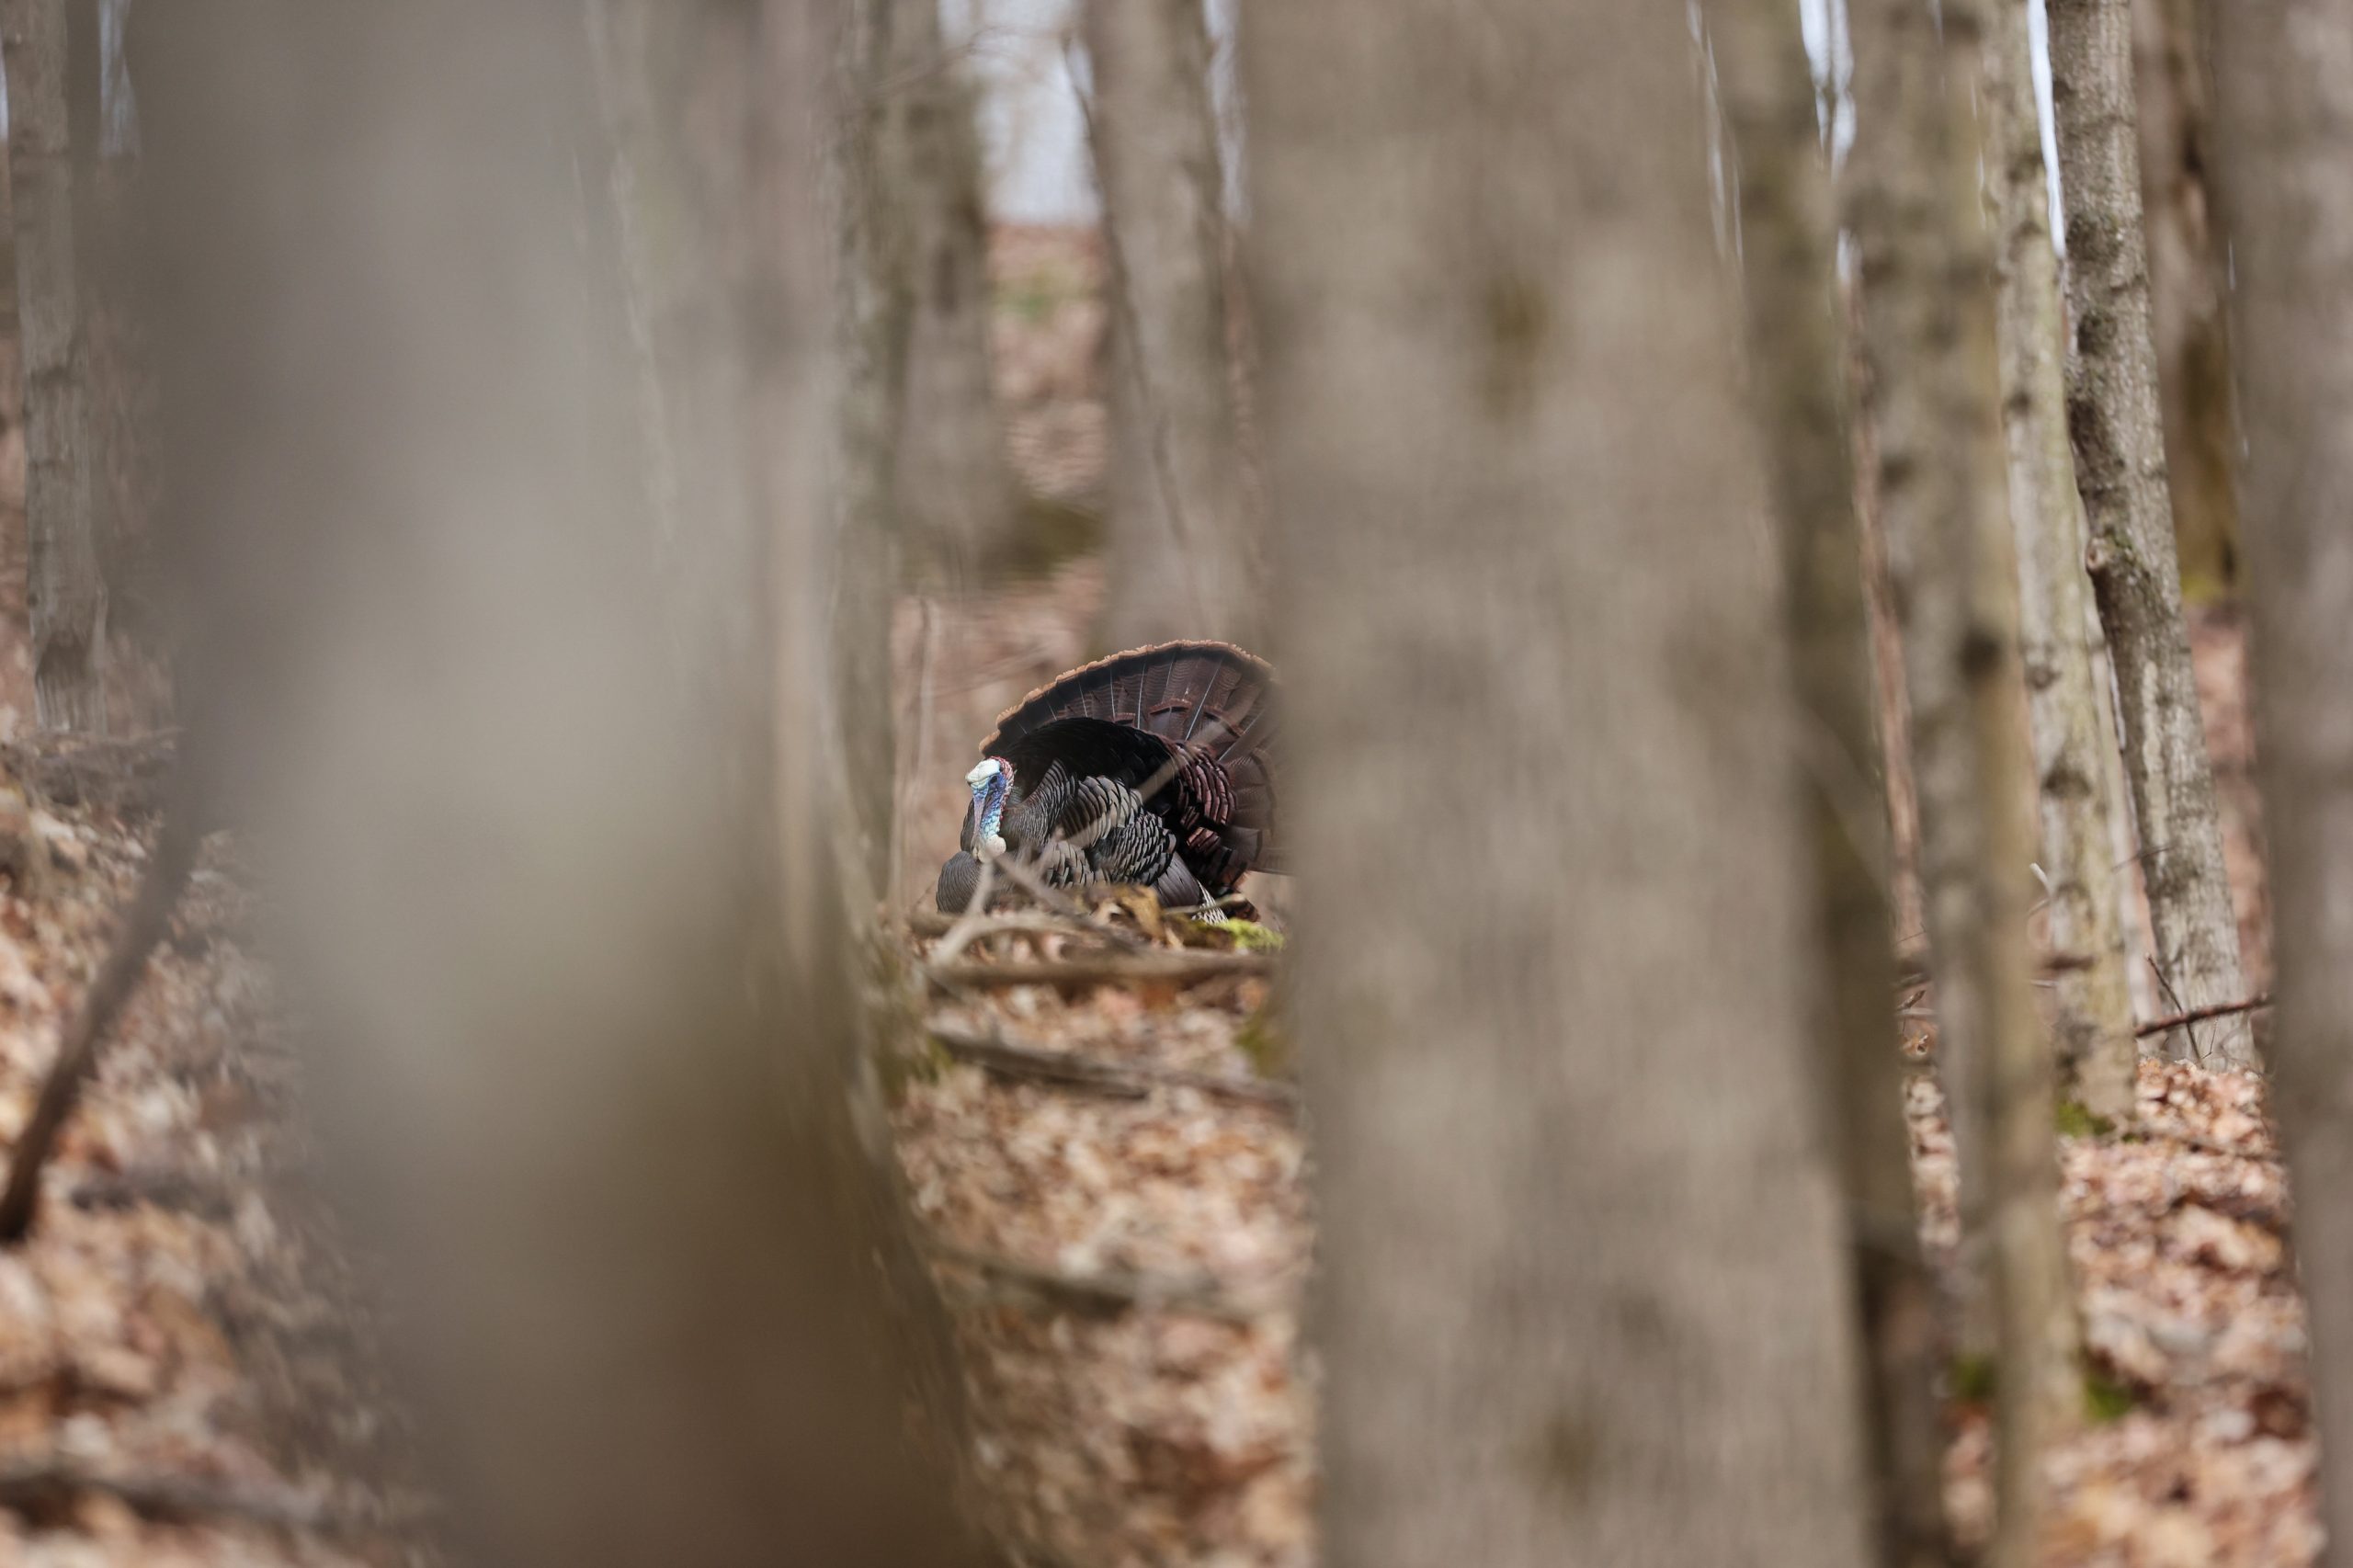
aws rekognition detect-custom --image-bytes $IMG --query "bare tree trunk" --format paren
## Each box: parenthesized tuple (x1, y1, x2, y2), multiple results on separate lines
(2046, 0, 2252, 1065)
(1709, 6, 1950, 1562)
(2097, 635, 2165, 1022)
(1845, 0, 2076, 1559)
(590, 0, 903, 910)
(1848, 272, 1931, 952)
(1986, 0, 2137, 1121)
(2212, 8, 2353, 1560)
(834, 0, 912, 906)
(893, 0, 1023, 575)
(1249, 2, 1875, 1561)
(583, 0, 687, 556)
(1085, 0, 1256, 649)
(1, 0, 104, 733)
(0, 102, 31, 733)
(133, 4, 997, 1563)
(2132, 0, 2239, 593)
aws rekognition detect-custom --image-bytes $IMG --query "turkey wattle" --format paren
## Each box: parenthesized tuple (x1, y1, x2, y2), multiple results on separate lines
(935, 641, 1280, 917)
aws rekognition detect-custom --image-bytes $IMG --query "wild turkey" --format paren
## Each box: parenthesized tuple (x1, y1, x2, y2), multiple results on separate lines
(936, 641, 1279, 916)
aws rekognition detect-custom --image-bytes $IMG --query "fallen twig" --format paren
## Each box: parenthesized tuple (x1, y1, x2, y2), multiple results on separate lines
(1894, 949, 2096, 990)
(906, 908, 1113, 942)
(1007, 1544, 1092, 1568)
(0, 1458, 425, 1538)
(2146, 955, 2201, 1060)
(925, 1234, 1293, 1323)
(929, 860, 1002, 966)
(983, 851, 1154, 951)
(2141, 1130, 2279, 1162)
(0, 791, 202, 1242)
(928, 1019, 1299, 1111)
(2135, 993, 2273, 1040)
(66, 1165, 233, 1219)
(3, 731, 178, 814)
(923, 949, 1273, 989)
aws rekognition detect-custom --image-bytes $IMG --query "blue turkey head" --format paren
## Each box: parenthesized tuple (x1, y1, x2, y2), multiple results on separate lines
(962, 757, 1011, 859)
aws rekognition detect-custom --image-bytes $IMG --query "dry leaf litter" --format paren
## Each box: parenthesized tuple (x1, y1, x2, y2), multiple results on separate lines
(0, 789, 419, 1568)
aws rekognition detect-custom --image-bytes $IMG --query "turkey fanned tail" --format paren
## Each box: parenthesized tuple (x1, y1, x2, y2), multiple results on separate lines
(936, 641, 1278, 915)
(984, 642, 1279, 893)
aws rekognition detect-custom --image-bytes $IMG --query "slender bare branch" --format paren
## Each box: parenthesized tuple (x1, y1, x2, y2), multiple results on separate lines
(0, 1459, 429, 1539)
(928, 1018, 1299, 1110)
(923, 949, 1271, 989)
(925, 1233, 1294, 1322)
(0, 799, 198, 1241)
(2133, 993, 2269, 1039)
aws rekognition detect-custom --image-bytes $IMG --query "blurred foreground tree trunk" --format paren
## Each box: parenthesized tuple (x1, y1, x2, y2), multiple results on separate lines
(1250, 0, 1875, 1561)
(1, 0, 105, 732)
(892, 0, 1023, 576)
(1986, 0, 2137, 1121)
(2213, 8, 2353, 1560)
(2047, 0, 2252, 1066)
(2132, 0, 2239, 592)
(1086, 0, 1256, 650)
(1709, 4, 1949, 1561)
(133, 4, 998, 1564)
(1845, 0, 2075, 1560)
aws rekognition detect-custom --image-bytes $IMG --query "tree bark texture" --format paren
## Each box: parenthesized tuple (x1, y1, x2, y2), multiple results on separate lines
(1086, 0, 1257, 650)
(2211, 6, 2353, 1560)
(1248, 2, 1876, 1562)
(834, 0, 913, 906)
(892, 0, 1024, 576)
(1708, 5, 1950, 1562)
(1986, 0, 2138, 1121)
(0, 104, 32, 732)
(1845, 0, 2076, 1558)
(583, 0, 687, 557)
(1847, 271, 1932, 951)
(132, 4, 996, 1564)
(2047, 0, 2252, 1064)
(1, 0, 104, 733)
(2131, 0, 2240, 592)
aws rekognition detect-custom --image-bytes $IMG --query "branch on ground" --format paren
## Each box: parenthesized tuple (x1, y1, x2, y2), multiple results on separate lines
(1, 732, 177, 814)
(0, 1458, 428, 1539)
(924, 1233, 1294, 1323)
(1894, 949, 2097, 989)
(2135, 993, 2273, 1039)
(978, 850, 1155, 951)
(0, 801, 201, 1242)
(928, 1019, 1299, 1112)
(908, 908, 1136, 941)
(921, 949, 1273, 990)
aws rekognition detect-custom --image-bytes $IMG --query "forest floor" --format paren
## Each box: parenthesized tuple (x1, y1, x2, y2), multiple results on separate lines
(0, 680, 2306, 1568)
(0, 773, 417, 1568)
